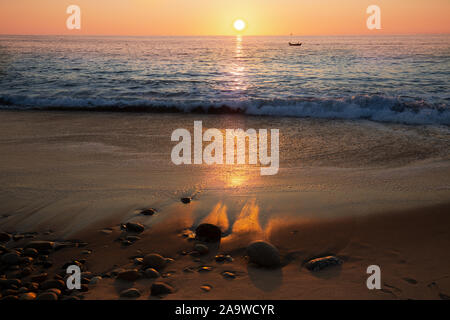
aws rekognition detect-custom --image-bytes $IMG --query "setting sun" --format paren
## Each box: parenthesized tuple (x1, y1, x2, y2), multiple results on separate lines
(233, 19, 246, 32)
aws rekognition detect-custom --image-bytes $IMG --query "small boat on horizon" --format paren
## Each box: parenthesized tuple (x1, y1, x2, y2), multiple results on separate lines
(288, 42, 302, 47)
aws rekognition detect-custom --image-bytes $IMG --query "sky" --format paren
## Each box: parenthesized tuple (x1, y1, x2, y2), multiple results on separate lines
(0, 0, 449, 36)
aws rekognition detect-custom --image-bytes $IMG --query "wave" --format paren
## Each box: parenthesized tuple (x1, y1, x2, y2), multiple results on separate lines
(0, 94, 449, 126)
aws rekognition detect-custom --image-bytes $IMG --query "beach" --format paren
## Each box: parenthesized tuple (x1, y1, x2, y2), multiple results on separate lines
(1, 110, 449, 300)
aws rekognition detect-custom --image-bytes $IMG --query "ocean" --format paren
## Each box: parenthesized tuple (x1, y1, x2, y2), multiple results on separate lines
(0, 34, 449, 125)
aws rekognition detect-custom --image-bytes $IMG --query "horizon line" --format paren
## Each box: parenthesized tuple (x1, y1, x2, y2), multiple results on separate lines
(1, 32, 449, 38)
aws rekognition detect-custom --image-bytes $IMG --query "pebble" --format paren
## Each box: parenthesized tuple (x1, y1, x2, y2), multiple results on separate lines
(181, 197, 191, 204)
(89, 276, 102, 285)
(150, 282, 174, 296)
(194, 244, 209, 255)
(40, 279, 65, 290)
(198, 266, 213, 272)
(140, 208, 156, 216)
(222, 271, 236, 279)
(100, 229, 113, 235)
(1, 252, 21, 265)
(126, 236, 141, 242)
(37, 291, 58, 301)
(23, 248, 38, 257)
(31, 273, 48, 283)
(144, 268, 160, 279)
(0, 278, 21, 289)
(305, 256, 343, 271)
(125, 222, 145, 233)
(25, 241, 54, 251)
(0, 232, 11, 242)
(200, 285, 212, 292)
(120, 288, 141, 298)
(143, 253, 167, 270)
(117, 269, 141, 281)
(247, 241, 281, 268)
(195, 224, 222, 243)
(19, 292, 37, 300)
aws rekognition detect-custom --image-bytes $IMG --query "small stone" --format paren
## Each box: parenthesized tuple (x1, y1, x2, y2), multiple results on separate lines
(37, 291, 58, 300)
(194, 244, 209, 255)
(120, 288, 141, 298)
(117, 269, 140, 281)
(1, 295, 19, 300)
(195, 224, 222, 243)
(305, 256, 343, 271)
(100, 229, 112, 235)
(198, 266, 213, 272)
(222, 271, 236, 279)
(140, 208, 156, 216)
(25, 241, 54, 251)
(1, 252, 21, 265)
(81, 250, 92, 255)
(40, 279, 65, 290)
(122, 240, 133, 246)
(19, 292, 37, 300)
(247, 241, 280, 268)
(150, 282, 174, 296)
(20, 267, 33, 277)
(181, 197, 191, 204)
(0, 232, 11, 242)
(144, 268, 160, 279)
(23, 248, 38, 257)
(143, 253, 166, 270)
(200, 285, 212, 292)
(13, 234, 25, 241)
(125, 222, 145, 233)
(0, 278, 21, 289)
(89, 276, 102, 285)
(46, 288, 62, 296)
(126, 236, 141, 242)
(183, 267, 195, 273)
(31, 273, 48, 283)
(134, 257, 144, 265)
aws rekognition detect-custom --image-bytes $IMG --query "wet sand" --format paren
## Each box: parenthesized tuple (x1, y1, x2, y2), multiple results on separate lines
(0, 110, 449, 300)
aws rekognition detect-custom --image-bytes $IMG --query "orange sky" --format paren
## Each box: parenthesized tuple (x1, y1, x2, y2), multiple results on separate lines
(0, 0, 449, 36)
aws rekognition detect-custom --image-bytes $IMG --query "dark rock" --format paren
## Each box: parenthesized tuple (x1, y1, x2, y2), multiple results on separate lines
(13, 234, 24, 241)
(37, 291, 58, 300)
(140, 208, 156, 216)
(125, 222, 145, 233)
(0, 245, 7, 254)
(142, 253, 166, 270)
(195, 224, 221, 243)
(19, 292, 37, 300)
(25, 241, 54, 251)
(222, 271, 236, 279)
(198, 266, 213, 272)
(247, 241, 280, 268)
(120, 288, 141, 298)
(117, 269, 140, 281)
(31, 273, 48, 283)
(144, 268, 160, 279)
(40, 279, 65, 290)
(1, 252, 21, 265)
(194, 244, 209, 255)
(20, 267, 33, 277)
(1, 295, 19, 300)
(126, 236, 141, 242)
(150, 282, 174, 296)
(0, 278, 21, 289)
(0, 232, 11, 243)
(23, 248, 38, 257)
(304, 256, 343, 271)
(181, 197, 191, 204)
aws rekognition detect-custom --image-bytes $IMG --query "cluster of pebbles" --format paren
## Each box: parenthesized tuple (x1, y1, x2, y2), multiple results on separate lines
(1, 198, 343, 300)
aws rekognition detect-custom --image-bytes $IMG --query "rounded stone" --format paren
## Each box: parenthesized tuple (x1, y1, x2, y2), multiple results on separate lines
(125, 222, 145, 233)
(246, 241, 281, 268)
(142, 253, 166, 270)
(1, 252, 21, 265)
(195, 224, 221, 243)
(194, 244, 209, 255)
(120, 288, 141, 298)
(19, 292, 37, 300)
(0, 232, 11, 243)
(37, 291, 58, 301)
(150, 282, 174, 296)
(144, 268, 160, 279)
(117, 269, 140, 281)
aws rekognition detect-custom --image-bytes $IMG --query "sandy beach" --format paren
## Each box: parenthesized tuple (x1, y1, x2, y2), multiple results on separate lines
(0, 110, 449, 300)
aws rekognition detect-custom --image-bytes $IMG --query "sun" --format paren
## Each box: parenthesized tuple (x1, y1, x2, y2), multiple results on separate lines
(233, 19, 246, 32)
